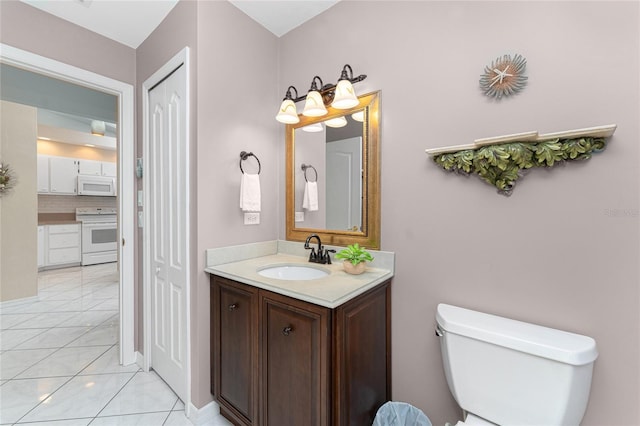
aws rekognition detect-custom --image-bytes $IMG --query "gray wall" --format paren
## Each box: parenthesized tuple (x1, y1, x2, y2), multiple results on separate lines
(0, 1, 135, 84)
(279, 2, 639, 425)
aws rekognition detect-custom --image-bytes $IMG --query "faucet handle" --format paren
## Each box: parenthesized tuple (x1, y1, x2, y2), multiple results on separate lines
(323, 249, 336, 264)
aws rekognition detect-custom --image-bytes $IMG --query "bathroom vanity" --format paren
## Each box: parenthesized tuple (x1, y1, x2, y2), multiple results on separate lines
(206, 241, 394, 426)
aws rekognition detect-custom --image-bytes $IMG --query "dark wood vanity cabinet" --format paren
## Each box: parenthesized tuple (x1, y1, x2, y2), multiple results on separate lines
(210, 275, 391, 426)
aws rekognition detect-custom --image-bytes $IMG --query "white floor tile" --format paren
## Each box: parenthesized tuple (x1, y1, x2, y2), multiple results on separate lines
(20, 373, 135, 423)
(15, 327, 91, 350)
(16, 346, 110, 379)
(80, 345, 140, 376)
(0, 313, 37, 330)
(0, 329, 48, 350)
(58, 310, 118, 328)
(98, 371, 178, 417)
(164, 411, 197, 426)
(0, 376, 69, 424)
(67, 324, 117, 347)
(0, 348, 57, 380)
(14, 312, 79, 329)
(17, 419, 91, 426)
(89, 412, 170, 426)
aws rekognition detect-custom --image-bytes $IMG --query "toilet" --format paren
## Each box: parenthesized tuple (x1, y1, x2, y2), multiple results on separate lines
(436, 304, 598, 426)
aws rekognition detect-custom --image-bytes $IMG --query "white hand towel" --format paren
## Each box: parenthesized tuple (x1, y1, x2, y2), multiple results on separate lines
(240, 173, 261, 212)
(302, 181, 318, 211)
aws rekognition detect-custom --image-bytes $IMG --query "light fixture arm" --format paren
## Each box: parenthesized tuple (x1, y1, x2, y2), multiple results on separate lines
(283, 85, 299, 101)
(285, 65, 367, 104)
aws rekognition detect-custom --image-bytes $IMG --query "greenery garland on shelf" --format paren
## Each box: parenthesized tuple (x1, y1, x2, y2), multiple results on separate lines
(432, 137, 607, 196)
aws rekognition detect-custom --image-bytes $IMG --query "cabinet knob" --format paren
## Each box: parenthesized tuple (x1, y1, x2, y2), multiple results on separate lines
(228, 303, 238, 311)
(282, 326, 293, 336)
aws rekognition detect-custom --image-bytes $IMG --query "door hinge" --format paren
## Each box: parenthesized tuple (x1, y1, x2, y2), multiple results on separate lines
(122, 238, 125, 246)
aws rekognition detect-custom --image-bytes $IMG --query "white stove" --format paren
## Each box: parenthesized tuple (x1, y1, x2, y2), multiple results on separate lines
(76, 208, 117, 265)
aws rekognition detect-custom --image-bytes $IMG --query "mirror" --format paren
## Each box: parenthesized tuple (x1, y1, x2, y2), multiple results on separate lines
(286, 91, 380, 249)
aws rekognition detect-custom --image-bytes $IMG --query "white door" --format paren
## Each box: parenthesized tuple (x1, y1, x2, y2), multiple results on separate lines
(148, 64, 188, 401)
(326, 137, 362, 230)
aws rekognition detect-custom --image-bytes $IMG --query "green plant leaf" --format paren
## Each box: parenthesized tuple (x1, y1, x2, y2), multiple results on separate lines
(335, 243, 374, 265)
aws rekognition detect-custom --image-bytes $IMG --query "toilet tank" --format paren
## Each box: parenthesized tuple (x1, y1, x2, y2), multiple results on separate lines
(436, 304, 598, 426)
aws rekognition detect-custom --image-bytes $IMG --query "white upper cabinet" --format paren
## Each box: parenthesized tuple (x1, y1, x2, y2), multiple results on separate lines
(101, 161, 117, 177)
(49, 156, 78, 194)
(78, 159, 102, 176)
(37, 155, 50, 193)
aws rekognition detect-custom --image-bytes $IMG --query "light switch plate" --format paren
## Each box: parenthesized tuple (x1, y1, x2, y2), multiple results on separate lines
(295, 211, 304, 222)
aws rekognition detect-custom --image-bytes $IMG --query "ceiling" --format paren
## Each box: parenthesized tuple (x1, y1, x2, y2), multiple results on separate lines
(20, 0, 340, 48)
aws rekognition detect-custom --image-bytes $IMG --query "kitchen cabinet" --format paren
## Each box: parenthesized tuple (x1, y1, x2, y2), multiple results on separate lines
(46, 223, 81, 267)
(37, 226, 45, 268)
(211, 275, 391, 426)
(101, 161, 117, 177)
(78, 159, 102, 176)
(49, 156, 78, 194)
(37, 155, 50, 193)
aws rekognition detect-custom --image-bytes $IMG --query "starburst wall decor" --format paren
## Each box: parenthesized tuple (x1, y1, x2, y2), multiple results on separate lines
(479, 53, 528, 99)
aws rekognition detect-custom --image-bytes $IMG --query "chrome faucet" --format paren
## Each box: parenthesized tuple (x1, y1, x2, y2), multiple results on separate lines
(304, 234, 335, 264)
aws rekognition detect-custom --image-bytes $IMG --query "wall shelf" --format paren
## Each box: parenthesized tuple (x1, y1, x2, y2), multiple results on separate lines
(425, 124, 617, 196)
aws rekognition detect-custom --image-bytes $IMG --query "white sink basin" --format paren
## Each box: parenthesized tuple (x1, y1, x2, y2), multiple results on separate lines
(257, 264, 329, 281)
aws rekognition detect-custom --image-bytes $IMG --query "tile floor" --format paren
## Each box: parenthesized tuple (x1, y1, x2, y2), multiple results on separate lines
(0, 264, 232, 426)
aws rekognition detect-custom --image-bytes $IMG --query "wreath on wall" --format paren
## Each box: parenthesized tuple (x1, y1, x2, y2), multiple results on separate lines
(0, 162, 16, 196)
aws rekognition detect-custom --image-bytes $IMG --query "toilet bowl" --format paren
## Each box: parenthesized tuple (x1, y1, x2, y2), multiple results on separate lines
(436, 303, 598, 426)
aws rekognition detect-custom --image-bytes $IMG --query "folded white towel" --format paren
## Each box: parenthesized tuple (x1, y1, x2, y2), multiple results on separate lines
(240, 173, 261, 212)
(302, 181, 318, 211)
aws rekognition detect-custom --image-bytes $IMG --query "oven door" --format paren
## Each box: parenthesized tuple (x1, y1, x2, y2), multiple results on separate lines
(82, 222, 118, 254)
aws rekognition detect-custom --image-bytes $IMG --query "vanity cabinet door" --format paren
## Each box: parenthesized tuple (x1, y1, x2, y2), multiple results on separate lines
(212, 277, 258, 425)
(261, 292, 330, 426)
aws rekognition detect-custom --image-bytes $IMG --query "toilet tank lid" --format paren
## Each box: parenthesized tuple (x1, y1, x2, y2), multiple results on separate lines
(436, 304, 598, 366)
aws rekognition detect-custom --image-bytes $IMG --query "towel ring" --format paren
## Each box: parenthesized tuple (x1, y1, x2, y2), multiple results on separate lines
(301, 164, 318, 182)
(240, 151, 261, 174)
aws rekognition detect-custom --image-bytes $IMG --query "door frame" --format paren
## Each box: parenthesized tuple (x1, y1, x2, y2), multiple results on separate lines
(0, 43, 136, 365)
(141, 47, 192, 411)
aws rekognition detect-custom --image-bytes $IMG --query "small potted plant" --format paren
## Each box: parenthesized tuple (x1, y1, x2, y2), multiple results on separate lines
(335, 243, 374, 275)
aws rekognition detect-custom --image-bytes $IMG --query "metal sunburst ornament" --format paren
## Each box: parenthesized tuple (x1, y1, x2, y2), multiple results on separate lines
(479, 53, 528, 99)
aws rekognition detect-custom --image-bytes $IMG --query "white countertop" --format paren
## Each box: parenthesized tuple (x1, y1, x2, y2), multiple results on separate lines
(204, 241, 394, 309)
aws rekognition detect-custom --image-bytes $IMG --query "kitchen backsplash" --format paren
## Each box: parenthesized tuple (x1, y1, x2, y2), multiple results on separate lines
(38, 194, 117, 213)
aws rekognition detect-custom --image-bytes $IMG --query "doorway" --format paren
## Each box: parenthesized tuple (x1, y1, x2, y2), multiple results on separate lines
(0, 43, 136, 365)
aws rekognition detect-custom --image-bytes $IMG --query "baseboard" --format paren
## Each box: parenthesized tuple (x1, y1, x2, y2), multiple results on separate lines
(187, 400, 223, 426)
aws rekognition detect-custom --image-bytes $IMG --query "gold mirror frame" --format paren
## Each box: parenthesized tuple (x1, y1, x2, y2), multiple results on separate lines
(286, 91, 380, 249)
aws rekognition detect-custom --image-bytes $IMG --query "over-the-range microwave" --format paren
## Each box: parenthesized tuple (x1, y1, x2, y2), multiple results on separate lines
(77, 175, 116, 196)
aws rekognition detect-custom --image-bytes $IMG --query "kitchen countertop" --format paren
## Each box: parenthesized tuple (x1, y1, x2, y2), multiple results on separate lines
(38, 213, 80, 226)
(205, 240, 395, 309)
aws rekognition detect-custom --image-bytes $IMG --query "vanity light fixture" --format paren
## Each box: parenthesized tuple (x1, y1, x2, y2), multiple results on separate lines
(275, 86, 300, 124)
(325, 116, 347, 128)
(351, 111, 364, 122)
(275, 64, 367, 124)
(303, 76, 328, 117)
(301, 122, 324, 133)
